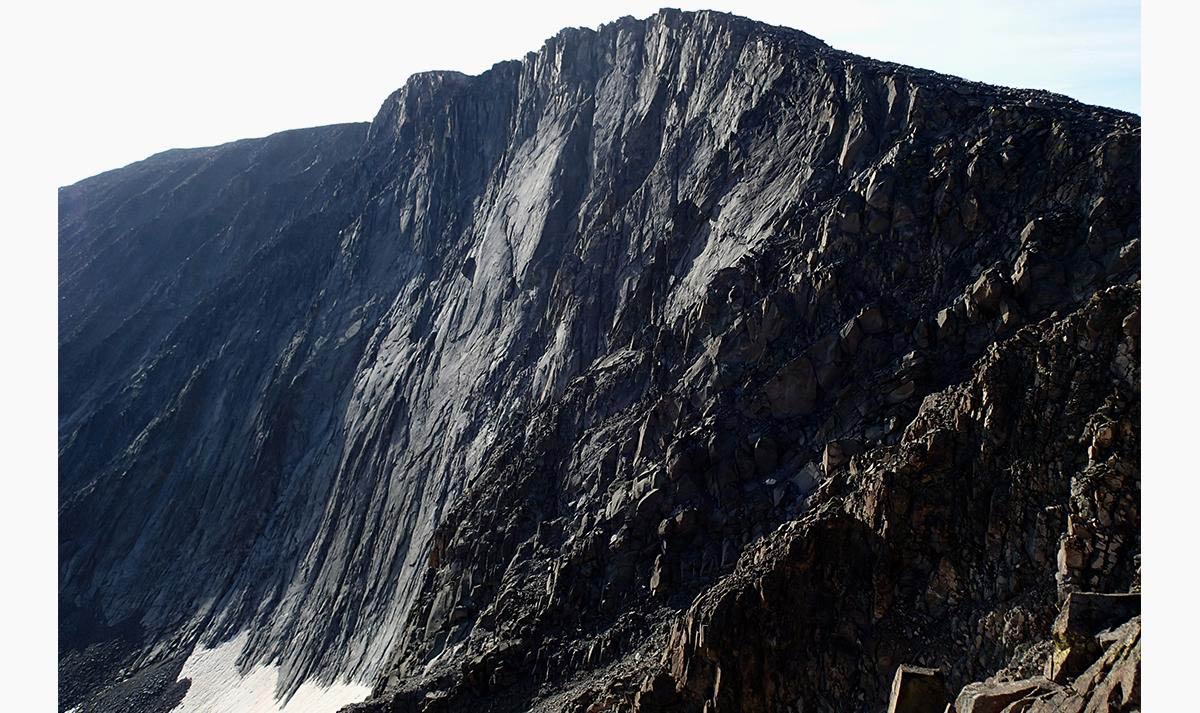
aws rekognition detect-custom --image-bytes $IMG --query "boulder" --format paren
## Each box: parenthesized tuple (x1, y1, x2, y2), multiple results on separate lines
(866, 170, 895, 211)
(857, 305, 886, 334)
(790, 461, 820, 495)
(665, 438, 707, 482)
(764, 355, 818, 418)
(1047, 591, 1140, 682)
(965, 268, 1007, 317)
(954, 677, 1056, 713)
(649, 554, 672, 596)
(887, 665, 948, 713)
(888, 380, 917, 404)
(822, 439, 862, 473)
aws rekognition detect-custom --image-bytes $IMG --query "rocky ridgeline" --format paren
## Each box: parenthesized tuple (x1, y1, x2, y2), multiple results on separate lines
(59, 9, 1138, 713)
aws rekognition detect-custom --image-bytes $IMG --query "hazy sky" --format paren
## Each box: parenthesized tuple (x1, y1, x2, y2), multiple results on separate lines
(46, 0, 1138, 186)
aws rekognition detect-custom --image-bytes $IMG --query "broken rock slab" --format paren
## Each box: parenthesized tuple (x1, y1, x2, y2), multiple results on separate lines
(1047, 591, 1140, 682)
(953, 677, 1058, 713)
(822, 439, 862, 473)
(887, 665, 948, 713)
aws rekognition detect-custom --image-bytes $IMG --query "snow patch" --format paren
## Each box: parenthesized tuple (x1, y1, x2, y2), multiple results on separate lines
(173, 632, 371, 713)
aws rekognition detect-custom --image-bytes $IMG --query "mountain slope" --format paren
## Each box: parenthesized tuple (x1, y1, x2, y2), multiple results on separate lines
(58, 9, 1139, 713)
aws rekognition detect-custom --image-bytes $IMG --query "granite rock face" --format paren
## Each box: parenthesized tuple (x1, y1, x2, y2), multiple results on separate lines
(58, 9, 1139, 713)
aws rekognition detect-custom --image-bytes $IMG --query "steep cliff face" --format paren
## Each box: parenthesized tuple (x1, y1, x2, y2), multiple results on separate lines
(59, 9, 1139, 713)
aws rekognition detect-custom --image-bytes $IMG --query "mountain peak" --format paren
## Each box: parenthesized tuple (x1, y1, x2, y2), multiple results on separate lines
(60, 10, 1140, 713)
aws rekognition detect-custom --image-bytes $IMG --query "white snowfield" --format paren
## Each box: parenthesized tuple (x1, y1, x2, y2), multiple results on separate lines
(173, 632, 371, 713)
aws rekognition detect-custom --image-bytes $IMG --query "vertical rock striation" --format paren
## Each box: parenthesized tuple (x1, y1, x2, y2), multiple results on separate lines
(58, 9, 1139, 712)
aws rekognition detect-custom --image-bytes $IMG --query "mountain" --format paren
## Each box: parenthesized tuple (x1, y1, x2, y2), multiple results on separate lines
(58, 9, 1140, 713)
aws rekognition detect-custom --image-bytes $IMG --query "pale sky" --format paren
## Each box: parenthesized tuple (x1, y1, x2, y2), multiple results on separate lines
(40, 0, 1138, 187)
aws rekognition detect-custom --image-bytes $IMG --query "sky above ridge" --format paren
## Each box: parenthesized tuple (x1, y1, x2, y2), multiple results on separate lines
(33, 0, 1138, 186)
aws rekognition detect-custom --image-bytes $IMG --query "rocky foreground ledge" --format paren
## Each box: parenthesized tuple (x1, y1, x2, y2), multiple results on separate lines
(889, 590, 1139, 712)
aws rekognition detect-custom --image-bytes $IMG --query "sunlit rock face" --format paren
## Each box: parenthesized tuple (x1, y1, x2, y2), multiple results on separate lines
(58, 9, 1139, 713)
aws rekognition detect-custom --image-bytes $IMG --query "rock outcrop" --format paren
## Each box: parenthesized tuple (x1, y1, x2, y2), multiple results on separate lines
(949, 602, 1140, 713)
(58, 9, 1139, 713)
